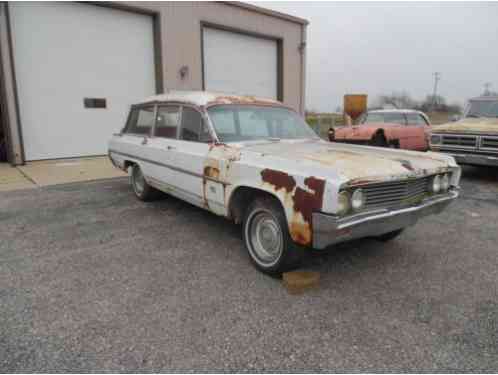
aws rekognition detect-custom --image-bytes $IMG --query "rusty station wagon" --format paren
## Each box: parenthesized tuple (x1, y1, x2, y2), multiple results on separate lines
(430, 96, 498, 167)
(109, 91, 461, 274)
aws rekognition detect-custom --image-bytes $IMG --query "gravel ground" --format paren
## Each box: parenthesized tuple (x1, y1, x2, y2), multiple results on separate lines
(1, 166, 497, 372)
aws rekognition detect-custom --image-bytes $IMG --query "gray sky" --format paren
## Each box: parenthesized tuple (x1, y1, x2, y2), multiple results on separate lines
(255, 2, 498, 112)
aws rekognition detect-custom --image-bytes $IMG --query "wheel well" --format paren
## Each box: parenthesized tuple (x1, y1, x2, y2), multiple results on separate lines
(229, 186, 283, 224)
(373, 129, 386, 140)
(123, 160, 135, 171)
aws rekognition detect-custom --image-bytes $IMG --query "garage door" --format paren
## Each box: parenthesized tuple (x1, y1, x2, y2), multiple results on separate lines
(203, 27, 278, 100)
(9, 2, 156, 160)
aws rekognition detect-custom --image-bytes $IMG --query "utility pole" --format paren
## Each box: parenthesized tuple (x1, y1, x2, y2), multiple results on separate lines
(432, 72, 441, 110)
(484, 82, 492, 96)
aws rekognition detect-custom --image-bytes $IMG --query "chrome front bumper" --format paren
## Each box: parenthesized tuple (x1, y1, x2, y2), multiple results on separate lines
(447, 152, 498, 167)
(312, 190, 459, 249)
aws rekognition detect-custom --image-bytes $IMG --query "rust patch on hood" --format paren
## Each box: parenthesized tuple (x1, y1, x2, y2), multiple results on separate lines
(260, 169, 296, 193)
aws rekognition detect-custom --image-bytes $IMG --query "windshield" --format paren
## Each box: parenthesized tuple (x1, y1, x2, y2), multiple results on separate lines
(465, 100, 498, 118)
(207, 105, 318, 142)
(362, 112, 406, 124)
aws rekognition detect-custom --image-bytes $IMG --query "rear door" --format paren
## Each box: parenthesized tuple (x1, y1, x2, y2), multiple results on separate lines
(144, 104, 181, 192)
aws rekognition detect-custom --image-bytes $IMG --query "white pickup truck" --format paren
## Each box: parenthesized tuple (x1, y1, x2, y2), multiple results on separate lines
(109, 91, 461, 274)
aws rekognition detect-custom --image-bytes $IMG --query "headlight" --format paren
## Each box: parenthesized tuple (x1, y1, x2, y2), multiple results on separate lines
(430, 175, 442, 194)
(440, 174, 450, 191)
(351, 189, 365, 211)
(337, 191, 351, 215)
(430, 135, 442, 145)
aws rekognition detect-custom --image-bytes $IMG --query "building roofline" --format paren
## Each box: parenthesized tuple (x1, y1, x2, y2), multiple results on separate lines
(222, 1, 309, 25)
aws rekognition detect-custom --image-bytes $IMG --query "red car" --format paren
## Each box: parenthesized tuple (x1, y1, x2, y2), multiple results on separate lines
(329, 109, 431, 151)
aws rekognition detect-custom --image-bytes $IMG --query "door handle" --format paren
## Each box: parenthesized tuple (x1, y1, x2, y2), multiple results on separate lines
(166, 145, 176, 150)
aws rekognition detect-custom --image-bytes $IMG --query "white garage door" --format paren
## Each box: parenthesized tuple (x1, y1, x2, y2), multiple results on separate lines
(9, 2, 156, 160)
(203, 27, 277, 100)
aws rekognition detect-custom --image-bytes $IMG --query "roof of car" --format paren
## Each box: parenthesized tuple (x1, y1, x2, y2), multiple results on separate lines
(137, 90, 282, 107)
(368, 109, 425, 114)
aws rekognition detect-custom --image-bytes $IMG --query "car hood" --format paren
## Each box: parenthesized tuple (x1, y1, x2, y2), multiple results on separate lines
(239, 139, 456, 186)
(433, 118, 498, 135)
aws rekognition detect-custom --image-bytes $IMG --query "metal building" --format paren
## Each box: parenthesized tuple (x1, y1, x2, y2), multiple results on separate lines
(0, 1, 308, 165)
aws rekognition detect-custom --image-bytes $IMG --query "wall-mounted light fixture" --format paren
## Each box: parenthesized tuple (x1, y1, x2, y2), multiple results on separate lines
(179, 65, 189, 79)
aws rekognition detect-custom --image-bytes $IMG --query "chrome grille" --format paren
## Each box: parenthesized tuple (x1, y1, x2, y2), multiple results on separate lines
(362, 177, 431, 209)
(481, 136, 498, 151)
(441, 135, 477, 148)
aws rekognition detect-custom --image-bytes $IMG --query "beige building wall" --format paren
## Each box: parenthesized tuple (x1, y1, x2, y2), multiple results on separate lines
(127, 1, 307, 112)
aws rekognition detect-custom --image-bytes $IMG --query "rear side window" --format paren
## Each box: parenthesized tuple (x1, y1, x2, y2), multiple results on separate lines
(406, 113, 429, 126)
(125, 107, 155, 135)
(180, 107, 212, 142)
(155, 105, 180, 139)
(383, 113, 406, 124)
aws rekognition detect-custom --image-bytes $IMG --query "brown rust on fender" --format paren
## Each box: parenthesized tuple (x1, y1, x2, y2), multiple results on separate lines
(290, 177, 326, 246)
(260, 169, 296, 193)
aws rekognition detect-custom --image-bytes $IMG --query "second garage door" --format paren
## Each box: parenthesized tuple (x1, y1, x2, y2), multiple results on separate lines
(9, 2, 156, 161)
(202, 27, 278, 100)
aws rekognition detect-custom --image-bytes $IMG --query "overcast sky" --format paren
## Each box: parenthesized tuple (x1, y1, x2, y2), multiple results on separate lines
(255, 2, 498, 112)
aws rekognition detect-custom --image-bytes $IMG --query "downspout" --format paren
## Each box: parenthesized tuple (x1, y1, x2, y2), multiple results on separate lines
(299, 24, 307, 115)
(0, 3, 25, 165)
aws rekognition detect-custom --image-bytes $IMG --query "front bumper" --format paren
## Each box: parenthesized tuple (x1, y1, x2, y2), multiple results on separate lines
(312, 190, 459, 249)
(439, 152, 498, 167)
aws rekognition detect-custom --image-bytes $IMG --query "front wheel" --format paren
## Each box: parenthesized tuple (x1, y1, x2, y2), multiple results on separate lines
(243, 196, 304, 275)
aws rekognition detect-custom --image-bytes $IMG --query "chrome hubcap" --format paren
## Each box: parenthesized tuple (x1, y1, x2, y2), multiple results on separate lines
(249, 211, 283, 266)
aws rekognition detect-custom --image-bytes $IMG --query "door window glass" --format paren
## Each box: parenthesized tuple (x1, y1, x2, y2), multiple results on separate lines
(406, 113, 429, 125)
(180, 107, 212, 142)
(383, 113, 406, 124)
(155, 106, 180, 139)
(125, 107, 154, 135)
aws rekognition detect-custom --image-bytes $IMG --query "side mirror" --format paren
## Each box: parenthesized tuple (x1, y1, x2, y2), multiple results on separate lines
(451, 115, 461, 122)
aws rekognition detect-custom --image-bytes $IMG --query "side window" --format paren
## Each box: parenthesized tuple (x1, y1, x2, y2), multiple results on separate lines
(364, 113, 385, 123)
(406, 113, 429, 126)
(125, 107, 155, 135)
(180, 107, 212, 142)
(155, 105, 180, 139)
(383, 113, 406, 124)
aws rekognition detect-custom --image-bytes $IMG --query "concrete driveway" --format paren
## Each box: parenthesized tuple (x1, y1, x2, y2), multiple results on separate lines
(1, 167, 497, 372)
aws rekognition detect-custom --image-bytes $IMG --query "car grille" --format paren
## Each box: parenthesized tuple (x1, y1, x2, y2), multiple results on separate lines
(481, 136, 498, 150)
(441, 135, 477, 148)
(361, 177, 431, 209)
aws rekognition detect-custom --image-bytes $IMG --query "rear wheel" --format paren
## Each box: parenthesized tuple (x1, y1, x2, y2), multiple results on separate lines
(130, 164, 160, 201)
(243, 196, 304, 275)
(376, 228, 404, 242)
(371, 132, 388, 147)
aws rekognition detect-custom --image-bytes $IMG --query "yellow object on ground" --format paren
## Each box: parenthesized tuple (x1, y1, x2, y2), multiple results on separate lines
(282, 271, 320, 295)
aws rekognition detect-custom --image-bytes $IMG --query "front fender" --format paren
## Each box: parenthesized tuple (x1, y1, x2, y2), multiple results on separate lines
(226, 168, 339, 248)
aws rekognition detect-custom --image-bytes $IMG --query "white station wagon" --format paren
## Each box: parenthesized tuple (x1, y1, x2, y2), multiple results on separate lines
(109, 91, 461, 274)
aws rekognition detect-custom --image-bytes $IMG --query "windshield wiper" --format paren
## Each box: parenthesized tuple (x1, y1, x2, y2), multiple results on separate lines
(266, 137, 281, 142)
(466, 113, 481, 118)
